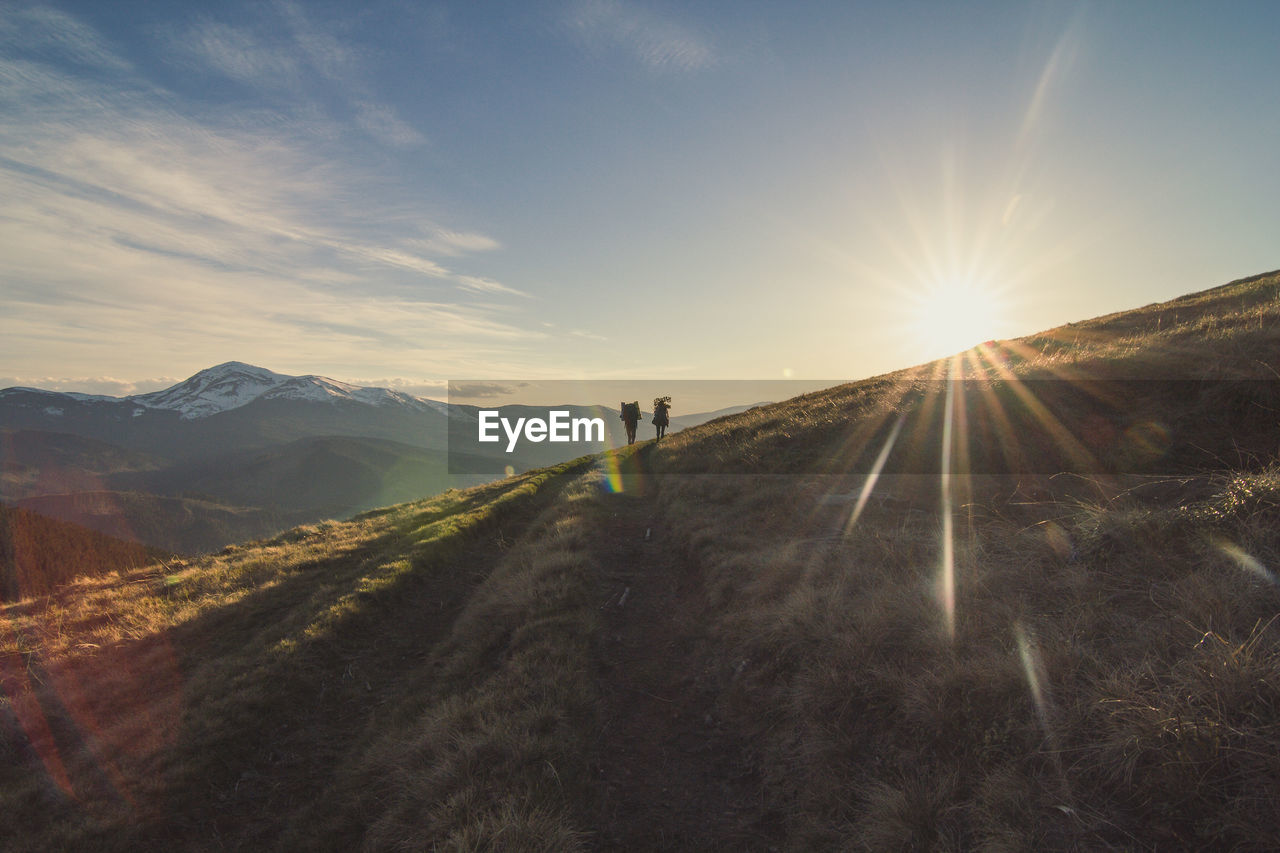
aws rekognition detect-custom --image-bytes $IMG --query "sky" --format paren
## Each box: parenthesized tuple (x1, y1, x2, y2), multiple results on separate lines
(2, 0, 1278, 400)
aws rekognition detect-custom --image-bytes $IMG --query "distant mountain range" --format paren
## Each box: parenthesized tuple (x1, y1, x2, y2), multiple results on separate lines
(126, 361, 449, 420)
(0, 361, 454, 460)
(1, 362, 762, 554)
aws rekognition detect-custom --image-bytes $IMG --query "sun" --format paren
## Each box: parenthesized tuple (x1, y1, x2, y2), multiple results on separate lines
(910, 277, 1007, 359)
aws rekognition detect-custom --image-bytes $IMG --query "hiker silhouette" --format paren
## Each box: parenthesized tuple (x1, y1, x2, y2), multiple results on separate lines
(652, 396, 671, 440)
(620, 401, 641, 445)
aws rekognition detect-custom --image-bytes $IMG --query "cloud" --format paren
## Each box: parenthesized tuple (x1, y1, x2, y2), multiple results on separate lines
(180, 20, 299, 87)
(455, 275, 530, 298)
(348, 377, 450, 399)
(278, 3, 355, 71)
(348, 246, 452, 278)
(0, 375, 176, 396)
(448, 382, 527, 399)
(564, 0, 717, 73)
(355, 102, 428, 148)
(165, 2, 425, 149)
(409, 229, 502, 258)
(0, 6, 533, 382)
(0, 6, 132, 73)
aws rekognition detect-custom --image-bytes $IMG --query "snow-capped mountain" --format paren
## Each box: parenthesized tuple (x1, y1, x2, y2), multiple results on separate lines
(128, 361, 449, 419)
(0, 361, 615, 553)
(0, 362, 465, 460)
(258, 374, 445, 413)
(3, 361, 754, 554)
(129, 362, 293, 419)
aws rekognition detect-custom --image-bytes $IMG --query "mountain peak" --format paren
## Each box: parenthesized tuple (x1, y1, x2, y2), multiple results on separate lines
(126, 363, 442, 419)
(131, 363, 294, 419)
(3, 363, 444, 420)
(198, 361, 288, 380)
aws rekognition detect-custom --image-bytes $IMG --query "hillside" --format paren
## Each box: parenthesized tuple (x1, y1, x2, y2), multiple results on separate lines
(3, 270, 1280, 850)
(13, 491, 298, 556)
(0, 430, 166, 501)
(0, 505, 167, 600)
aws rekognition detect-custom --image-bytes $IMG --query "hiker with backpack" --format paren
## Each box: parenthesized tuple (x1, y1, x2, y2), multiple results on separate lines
(620, 401, 641, 445)
(652, 396, 671, 440)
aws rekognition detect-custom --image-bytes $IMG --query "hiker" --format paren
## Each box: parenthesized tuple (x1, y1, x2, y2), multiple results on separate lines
(620, 401, 641, 445)
(652, 396, 671, 440)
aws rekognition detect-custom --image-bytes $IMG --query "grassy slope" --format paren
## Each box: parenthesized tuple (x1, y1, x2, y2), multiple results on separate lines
(2, 457, 605, 850)
(3, 270, 1280, 850)
(642, 269, 1280, 849)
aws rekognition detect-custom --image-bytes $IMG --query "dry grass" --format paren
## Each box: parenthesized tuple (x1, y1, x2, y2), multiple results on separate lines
(305, 473, 609, 852)
(1, 457, 599, 850)
(4, 271, 1280, 850)
(633, 271, 1280, 849)
(645, 463, 1280, 848)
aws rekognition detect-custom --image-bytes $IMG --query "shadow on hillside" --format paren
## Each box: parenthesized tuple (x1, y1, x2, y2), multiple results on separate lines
(3, 467, 585, 851)
(595, 442, 659, 500)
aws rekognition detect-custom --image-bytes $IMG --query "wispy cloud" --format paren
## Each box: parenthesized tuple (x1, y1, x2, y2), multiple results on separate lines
(455, 275, 531, 298)
(354, 102, 427, 148)
(564, 0, 717, 73)
(448, 382, 527, 400)
(179, 20, 300, 88)
(349, 377, 451, 400)
(0, 6, 132, 73)
(0, 374, 177, 397)
(0, 5, 530, 382)
(164, 1, 426, 148)
(409, 229, 502, 257)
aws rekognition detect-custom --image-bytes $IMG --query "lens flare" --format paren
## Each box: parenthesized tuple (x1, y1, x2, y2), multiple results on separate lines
(842, 413, 907, 535)
(1015, 621, 1049, 727)
(0, 653, 75, 796)
(938, 358, 958, 640)
(1217, 540, 1279, 585)
(598, 450, 627, 494)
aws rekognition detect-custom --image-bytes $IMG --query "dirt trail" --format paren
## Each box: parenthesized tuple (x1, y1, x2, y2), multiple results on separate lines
(589, 466, 781, 851)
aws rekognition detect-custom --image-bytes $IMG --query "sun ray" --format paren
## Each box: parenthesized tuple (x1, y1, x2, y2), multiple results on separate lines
(841, 412, 907, 536)
(1217, 540, 1280, 585)
(1014, 621, 1049, 726)
(938, 356, 959, 640)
